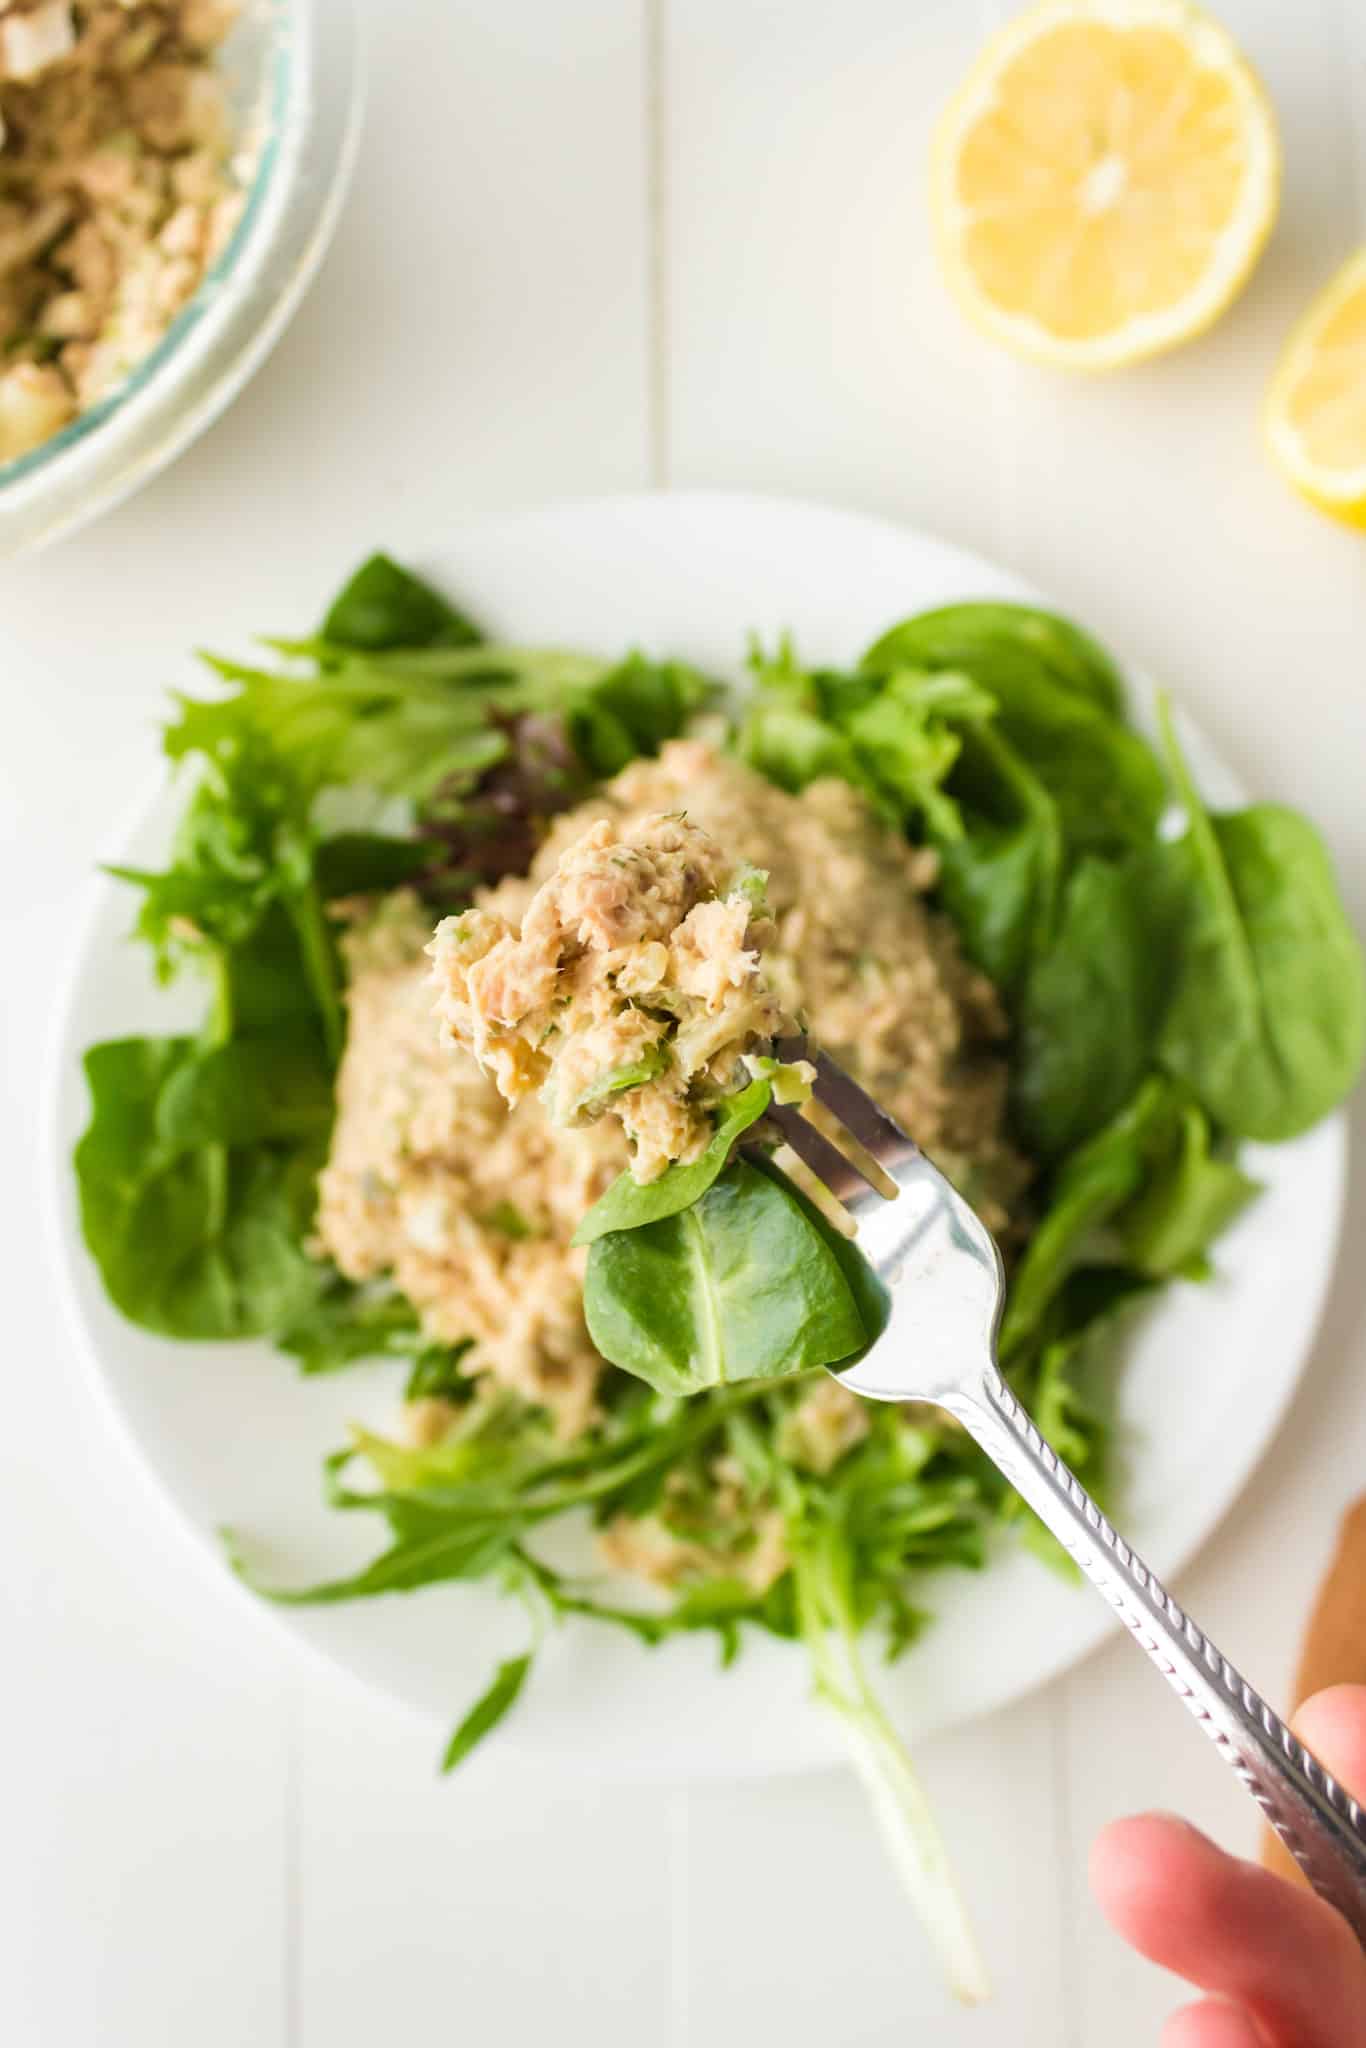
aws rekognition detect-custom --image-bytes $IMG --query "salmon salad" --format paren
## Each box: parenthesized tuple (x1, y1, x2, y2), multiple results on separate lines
(73, 551, 1365, 1998)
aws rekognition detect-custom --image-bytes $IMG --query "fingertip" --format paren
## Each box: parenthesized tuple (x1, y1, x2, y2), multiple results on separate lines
(1161, 1998, 1264, 2048)
(1090, 1812, 1218, 1947)
(1092, 1802, 1366, 2044)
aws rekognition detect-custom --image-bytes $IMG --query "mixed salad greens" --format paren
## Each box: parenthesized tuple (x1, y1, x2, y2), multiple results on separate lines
(74, 553, 1364, 2000)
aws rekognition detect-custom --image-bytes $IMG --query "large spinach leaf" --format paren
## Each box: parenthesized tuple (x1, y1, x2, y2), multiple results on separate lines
(75, 1037, 323, 1340)
(1153, 709, 1365, 1140)
(1011, 855, 1166, 1160)
(154, 1038, 333, 1149)
(861, 601, 1124, 716)
(583, 1158, 872, 1394)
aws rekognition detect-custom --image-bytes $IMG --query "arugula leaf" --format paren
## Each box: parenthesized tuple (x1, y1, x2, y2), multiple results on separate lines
(441, 1651, 534, 1772)
(277, 1277, 435, 1376)
(735, 639, 993, 839)
(178, 654, 516, 809)
(1011, 856, 1166, 1160)
(404, 1343, 477, 1402)
(864, 604, 1162, 860)
(842, 668, 995, 840)
(1153, 705, 1366, 1141)
(322, 552, 482, 652)
(117, 712, 344, 1061)
(79, 715, 346, 1347)
(583, 1159, 871, 1394)
(76, 1038, 323, 1340)
(737, 698, 867, 796)
(112, 741, 311, 967)
(229, 1502, 523, 1603)
(764, 1438, 990, 2002)
(573, 1077, 773, 1244)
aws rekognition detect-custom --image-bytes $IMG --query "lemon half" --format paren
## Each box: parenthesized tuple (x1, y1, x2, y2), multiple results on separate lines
(1265, 250, 1366, 526)
(931, 0, 1281, 371)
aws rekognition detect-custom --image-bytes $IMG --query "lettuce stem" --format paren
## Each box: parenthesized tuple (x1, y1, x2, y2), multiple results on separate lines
(784, 1478, 990, 2005)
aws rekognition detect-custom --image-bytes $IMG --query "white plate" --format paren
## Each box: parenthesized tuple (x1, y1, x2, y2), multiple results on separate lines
(46, 492, 1346, 1778)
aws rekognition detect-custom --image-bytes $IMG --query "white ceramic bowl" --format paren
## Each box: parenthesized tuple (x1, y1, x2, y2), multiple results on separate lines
(0, 0, 363, 556)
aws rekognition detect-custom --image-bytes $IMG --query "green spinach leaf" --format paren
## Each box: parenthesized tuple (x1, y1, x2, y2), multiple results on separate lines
(1153, 707, 1366, 1140)
(567, 653, 714, 776)
(583, 1158, 871, 1394)
(573, 1078, 773, 1244)
(322, 552, 482, 652)
(861, 601, 1124, 716)
(1012, 856, 1166, 1160)
(1000, 1078, 1180, 1358)
(76, 1038, 323, 1340)
(154, 1039, 333, 1149)
(1115, 1101, 1260, 1278)
(934, 725, 1062, 992)
(748, 1150, 891, 1354)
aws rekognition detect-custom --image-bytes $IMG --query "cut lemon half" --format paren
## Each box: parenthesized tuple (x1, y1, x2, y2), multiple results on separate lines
(931, 0, 1281, 371)
(1265, 250, 1366, 526)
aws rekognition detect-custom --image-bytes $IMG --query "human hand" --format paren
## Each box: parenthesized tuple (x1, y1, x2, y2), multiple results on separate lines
(1089, 1684, 1366, 2045)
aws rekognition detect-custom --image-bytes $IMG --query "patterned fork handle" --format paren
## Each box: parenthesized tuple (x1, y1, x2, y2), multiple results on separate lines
(948, 1365, 1366, 1947)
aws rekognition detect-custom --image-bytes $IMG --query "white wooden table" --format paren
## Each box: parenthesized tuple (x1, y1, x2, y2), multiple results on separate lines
(3, 4, 1365, 2041)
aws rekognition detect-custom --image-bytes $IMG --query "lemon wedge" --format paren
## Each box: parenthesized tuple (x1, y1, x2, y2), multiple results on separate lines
(931, 0, 1280, 371)
(1265, 250, 1366, 526)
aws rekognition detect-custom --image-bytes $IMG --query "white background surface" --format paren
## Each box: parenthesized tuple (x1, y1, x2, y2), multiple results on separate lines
(2, 2, 1365, 2042)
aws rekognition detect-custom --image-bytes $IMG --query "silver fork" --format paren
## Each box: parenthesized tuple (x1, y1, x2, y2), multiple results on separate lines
(765, 1034, 1366, 1946)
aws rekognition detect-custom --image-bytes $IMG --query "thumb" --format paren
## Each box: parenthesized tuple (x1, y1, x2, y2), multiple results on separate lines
(1294, 1684, 1366, 1801)
(1267, 1684, 1366, 1886)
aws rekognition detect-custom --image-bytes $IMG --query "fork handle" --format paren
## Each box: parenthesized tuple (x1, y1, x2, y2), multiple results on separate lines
(952, 1365, 1366, 1946)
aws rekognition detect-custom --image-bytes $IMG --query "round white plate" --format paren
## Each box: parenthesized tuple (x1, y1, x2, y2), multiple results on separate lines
(47, 492, 1346, 1778)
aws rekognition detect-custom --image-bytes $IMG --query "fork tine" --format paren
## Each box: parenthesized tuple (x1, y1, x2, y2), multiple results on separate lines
(775, 1034, 916, 1162)
(762, 1099, 884, 1205)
